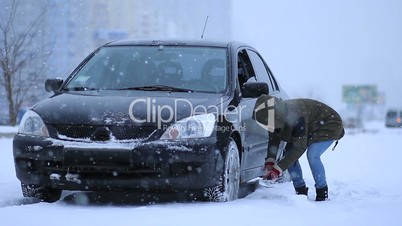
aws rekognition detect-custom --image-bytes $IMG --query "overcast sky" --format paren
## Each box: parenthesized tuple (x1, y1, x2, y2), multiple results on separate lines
(231, 0, 402, 110)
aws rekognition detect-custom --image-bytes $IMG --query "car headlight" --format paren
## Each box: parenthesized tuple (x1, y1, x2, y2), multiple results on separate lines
(18, 110, 49, 137)
(160, 113, 216, 140)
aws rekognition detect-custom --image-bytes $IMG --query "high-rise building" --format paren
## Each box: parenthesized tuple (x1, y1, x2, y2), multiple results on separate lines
(4, 0, 232, 77)
(47, 0, 232, 77)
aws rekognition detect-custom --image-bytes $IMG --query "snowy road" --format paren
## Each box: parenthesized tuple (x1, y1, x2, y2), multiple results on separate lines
(1, 123, 402, 226)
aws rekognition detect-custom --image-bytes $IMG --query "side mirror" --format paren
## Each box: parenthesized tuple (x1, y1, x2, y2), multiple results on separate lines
(242, 82, 269, 98)
(45, 78, 63, 93)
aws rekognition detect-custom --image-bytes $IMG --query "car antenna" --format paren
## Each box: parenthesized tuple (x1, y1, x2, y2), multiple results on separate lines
(201, 16, 209, 39)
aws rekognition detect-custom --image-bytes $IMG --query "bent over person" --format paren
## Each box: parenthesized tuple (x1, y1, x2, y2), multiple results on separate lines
(253, 94, 345, 201)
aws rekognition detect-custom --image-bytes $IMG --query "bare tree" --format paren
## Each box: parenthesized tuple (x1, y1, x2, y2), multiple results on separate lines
(0, 0, 52, 125)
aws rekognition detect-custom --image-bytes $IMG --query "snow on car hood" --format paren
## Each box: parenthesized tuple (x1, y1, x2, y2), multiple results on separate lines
(33, 91, 231, 126)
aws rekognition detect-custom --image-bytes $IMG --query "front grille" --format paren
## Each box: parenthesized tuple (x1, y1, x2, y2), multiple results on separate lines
(43, 162, 163, 178)
(54, 125, 155, 140)
(67, 163, 161, 174)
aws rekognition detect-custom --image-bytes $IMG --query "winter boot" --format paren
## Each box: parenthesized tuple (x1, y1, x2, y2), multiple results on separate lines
(295, 185, 309, 196)
(315, 186, 329, 201)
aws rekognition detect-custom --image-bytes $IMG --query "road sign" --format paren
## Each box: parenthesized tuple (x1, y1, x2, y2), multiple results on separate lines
(342, 85, 378, 103)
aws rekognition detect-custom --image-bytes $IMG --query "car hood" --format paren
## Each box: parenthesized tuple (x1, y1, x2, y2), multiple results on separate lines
(33, 91, 231, 126)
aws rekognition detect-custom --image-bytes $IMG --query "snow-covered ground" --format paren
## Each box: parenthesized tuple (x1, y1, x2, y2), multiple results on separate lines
(0, 125, 18, 134)
(0, 122, 401, 226)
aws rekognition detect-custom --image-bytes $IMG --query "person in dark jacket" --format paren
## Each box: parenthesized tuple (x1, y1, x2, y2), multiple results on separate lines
(253, 94, 345, 201)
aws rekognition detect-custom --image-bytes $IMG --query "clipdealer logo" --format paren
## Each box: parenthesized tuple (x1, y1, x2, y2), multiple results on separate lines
(128, 97, 248, 129)
(253, 96, 275, 132)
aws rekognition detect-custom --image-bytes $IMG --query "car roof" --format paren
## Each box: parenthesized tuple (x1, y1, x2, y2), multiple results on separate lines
(105, 39, 248, 49)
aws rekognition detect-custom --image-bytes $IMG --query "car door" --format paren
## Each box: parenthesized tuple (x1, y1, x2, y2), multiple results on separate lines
(236, 48, 272, 181)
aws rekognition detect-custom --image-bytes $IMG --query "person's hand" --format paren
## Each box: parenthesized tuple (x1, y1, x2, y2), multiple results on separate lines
(265, 166, 282, 181)
(263, 158, 283, 181)
(264, 158, 276, 171)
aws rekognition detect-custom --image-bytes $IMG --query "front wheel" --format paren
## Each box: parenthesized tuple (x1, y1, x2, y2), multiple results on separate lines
(21, 182, 62, 203)
(204, 138, 240, 202)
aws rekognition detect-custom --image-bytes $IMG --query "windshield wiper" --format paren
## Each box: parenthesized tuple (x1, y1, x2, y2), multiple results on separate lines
(117, 85, 193, 92)
(63, 86, 99, 91)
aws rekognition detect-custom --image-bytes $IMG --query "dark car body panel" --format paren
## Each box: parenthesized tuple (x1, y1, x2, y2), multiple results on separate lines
(14, 39, 287, 197)
(385, 110, 402, 128)
(14, 135, 221, 191)
(33, 91, 231, 126)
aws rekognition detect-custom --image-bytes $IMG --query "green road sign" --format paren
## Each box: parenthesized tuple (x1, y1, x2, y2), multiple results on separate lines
(342, 85, 378, 103)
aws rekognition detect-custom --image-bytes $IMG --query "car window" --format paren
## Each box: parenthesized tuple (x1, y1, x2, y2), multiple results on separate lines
(65, 46, 228, 93)
(247, 49, 281, 92)
(387, 111, 397, 118)
(269, 72, 280, 91)
(246, 50, 273, 92)
(237, 49, 257, 91)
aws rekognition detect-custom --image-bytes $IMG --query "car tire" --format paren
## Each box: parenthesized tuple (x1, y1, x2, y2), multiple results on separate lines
(21, 182, 62, 203)
(203, 138, 240, 202)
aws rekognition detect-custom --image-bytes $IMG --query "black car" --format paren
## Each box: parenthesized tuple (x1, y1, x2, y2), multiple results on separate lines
(385, 109, 402, 127)
(13, 40, 288, 202)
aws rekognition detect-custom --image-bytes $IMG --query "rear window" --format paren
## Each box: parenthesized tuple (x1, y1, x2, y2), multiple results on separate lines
(387, 111, 398, 118)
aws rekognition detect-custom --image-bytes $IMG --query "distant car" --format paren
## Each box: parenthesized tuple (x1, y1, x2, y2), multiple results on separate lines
(13, 39, 288, 202)
(385, 109, 402, 127)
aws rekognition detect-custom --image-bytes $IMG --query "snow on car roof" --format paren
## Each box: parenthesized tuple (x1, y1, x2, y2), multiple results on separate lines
(106, 39, 241, 48)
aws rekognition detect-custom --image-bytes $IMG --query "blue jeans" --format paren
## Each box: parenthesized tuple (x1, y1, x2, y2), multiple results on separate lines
(285, 140, 334, 189)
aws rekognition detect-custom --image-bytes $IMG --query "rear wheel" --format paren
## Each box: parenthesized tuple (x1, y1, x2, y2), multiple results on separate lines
(21, 182, 62, 203)
(204, 138, 240, 202)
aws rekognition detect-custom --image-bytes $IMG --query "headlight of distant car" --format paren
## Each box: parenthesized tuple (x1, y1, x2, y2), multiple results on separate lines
(160, 113, 216, 140)
(18, 110, 49, 137)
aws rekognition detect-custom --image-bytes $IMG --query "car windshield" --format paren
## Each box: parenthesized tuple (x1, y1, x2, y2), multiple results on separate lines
(387, 111, 397, 118)
(65, 45, 228, 93)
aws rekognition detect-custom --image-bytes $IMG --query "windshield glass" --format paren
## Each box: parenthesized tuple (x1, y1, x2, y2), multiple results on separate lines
(65, 45, 228, 93)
